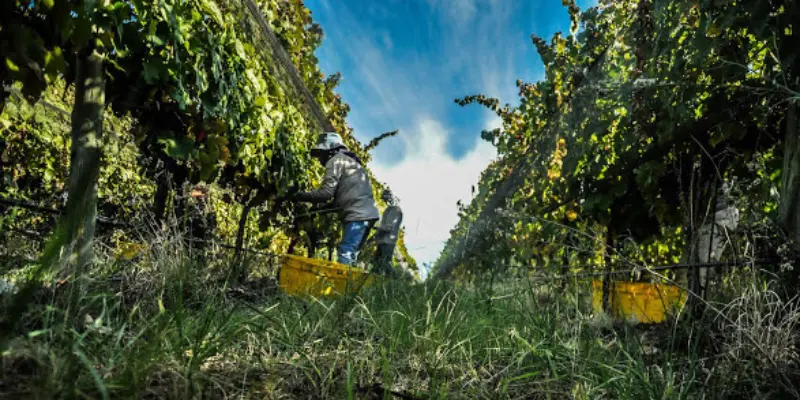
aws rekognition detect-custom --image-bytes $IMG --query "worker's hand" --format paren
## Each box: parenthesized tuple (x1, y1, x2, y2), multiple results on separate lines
(276, 183, 303, 203)
(276, 190, 301, 202)
(287, 182, 303, 196)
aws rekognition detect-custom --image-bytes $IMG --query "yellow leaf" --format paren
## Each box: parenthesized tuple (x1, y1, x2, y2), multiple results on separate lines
(567, 211, 578, 222)
(5, 58, 19, 73)
(707, 23, 721, 37)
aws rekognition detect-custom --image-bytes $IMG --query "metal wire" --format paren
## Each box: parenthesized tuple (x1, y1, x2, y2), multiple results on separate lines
(525, 258, 781, 283)
(0, 197, 133, 229)
(0, 196, 283, 259)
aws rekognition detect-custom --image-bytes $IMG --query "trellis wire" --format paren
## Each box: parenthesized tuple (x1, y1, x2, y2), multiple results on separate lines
(0, 196, 283, 259)
(4, 195, 785, 275)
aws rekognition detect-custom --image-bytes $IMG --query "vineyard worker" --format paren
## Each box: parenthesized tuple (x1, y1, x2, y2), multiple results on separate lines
(187, 184, 217, 256)
(373, 189, 403, 276)
(287, 132, 380, 266)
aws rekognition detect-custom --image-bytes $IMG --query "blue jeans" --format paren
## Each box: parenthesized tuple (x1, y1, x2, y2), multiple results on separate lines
(338, 221, 371, 265)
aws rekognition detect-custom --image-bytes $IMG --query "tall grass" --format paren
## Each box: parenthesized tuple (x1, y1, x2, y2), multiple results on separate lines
(1, 239, 798, 399)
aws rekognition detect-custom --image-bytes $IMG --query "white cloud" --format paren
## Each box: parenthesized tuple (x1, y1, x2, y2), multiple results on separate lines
(425, 0, 478, 24)
(372, 117, 496, 277)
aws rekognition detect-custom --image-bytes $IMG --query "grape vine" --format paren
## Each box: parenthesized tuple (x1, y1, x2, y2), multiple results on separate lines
(435, 0, 798, 286)
(0, 0, 418, 277)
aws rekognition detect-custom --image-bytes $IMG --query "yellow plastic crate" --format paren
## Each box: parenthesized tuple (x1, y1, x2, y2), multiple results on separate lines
(278, 254, 376, 298)
(592, 280, 688, 323)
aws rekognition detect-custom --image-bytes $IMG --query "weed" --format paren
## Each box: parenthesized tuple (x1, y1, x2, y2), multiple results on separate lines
(2, 238, 799, 398)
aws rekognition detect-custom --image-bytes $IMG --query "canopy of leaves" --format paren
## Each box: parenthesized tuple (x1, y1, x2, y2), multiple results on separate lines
(434, 0, 797, 281)
(1, 0, 416, 271)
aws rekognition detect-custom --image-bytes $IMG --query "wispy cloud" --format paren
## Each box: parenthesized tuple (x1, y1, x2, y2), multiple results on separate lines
(423, 0, 478, 25)
(314, 0, 521, 151)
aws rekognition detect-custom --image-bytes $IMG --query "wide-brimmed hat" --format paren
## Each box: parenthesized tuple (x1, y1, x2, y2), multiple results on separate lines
(310, 132, 346, 157)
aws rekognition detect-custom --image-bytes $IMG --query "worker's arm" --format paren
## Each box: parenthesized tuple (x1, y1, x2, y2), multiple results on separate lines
(311, 202, 338, 214)
(295, 158, 342, 203)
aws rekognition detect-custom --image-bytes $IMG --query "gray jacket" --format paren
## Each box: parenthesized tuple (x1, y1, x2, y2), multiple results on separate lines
(296, 152, 380, 222)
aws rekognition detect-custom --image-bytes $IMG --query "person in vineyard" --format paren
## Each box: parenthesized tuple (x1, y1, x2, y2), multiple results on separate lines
(372, 189, 403, 276)
(186, 184, 217, 259)
(285, 132, 380, 266)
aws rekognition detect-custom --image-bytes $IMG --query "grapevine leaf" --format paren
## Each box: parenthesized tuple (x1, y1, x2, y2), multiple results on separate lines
(158, 136, 194, 160)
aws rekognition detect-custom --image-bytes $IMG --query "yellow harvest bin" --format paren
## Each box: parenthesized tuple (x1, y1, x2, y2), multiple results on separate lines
(592, 280, 687, 324)
(278, 254, 376, 298)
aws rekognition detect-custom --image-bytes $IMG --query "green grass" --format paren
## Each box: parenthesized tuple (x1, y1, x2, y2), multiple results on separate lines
(1, 248, 798, 399)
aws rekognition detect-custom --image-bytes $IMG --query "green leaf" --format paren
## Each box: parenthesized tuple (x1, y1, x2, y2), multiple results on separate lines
(148, 33, 166, 47)
(158, 136, 194, 160)
(5, 58, 20, 73)
(199, 163, 216, 181)
(142, 59, 164, 84)
(770, 168, 782, 182)
(44, 47, 66, 78)
(199, 0, 224, 25)
(72, 17, 93, 49)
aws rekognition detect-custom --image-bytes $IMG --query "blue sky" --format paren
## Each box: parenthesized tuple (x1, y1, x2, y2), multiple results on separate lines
(306, 0, 596, 276)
